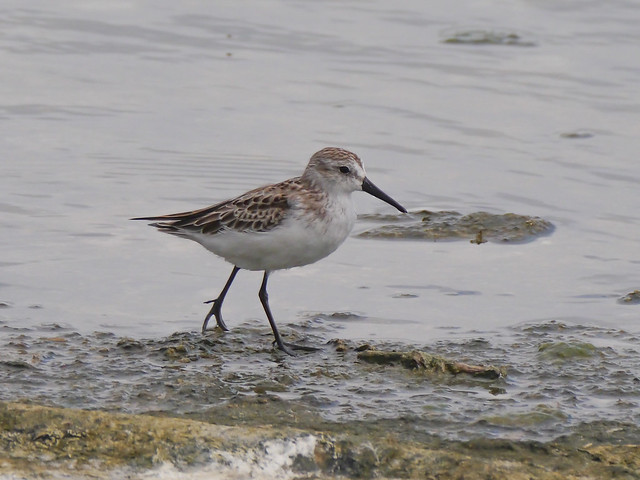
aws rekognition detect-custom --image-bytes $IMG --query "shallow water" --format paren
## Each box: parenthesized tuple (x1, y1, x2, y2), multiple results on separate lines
(1, 0, 640, 476)
(2, 319, 640, 449)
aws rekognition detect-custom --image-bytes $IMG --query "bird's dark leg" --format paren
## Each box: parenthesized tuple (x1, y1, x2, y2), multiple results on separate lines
(258, 271, 319, 355)
(202, 265, 240, 333)
(258, 271, 294, 355)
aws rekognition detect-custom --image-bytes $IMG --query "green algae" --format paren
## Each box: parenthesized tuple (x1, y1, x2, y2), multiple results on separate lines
(537, 341, 599, 361)
(481, 404, 568, 428)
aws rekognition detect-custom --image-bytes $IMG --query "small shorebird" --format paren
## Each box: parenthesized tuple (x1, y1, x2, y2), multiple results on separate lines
(133, 147, 406, 355)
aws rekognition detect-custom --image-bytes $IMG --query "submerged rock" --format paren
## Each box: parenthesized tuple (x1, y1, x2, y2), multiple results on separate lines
(442, 29, 536, 47)
(481, 404, 568, 428)
(358, 210, 553, 243)
(560, 130, 595, 139)
(618, 290, 640, 304)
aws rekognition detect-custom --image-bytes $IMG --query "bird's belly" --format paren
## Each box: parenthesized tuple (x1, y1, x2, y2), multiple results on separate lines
(191, 214, 354, 271)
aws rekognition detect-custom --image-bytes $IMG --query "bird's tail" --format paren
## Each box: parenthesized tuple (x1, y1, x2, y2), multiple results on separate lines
(130, 216, 189, 235)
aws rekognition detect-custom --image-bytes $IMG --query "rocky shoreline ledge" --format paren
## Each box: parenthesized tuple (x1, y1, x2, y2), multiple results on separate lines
(1, 401, 638, 479)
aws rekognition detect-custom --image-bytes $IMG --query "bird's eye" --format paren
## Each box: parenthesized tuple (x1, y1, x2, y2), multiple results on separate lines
(339, 166, 350, 174)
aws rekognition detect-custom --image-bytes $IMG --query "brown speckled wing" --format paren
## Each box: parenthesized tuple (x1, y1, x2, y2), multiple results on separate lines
(194, 183, 292, 234)
(134, 178, 303, 235)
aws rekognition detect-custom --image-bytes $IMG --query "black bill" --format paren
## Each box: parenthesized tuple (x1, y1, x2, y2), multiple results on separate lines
(361, 177, 407, 213)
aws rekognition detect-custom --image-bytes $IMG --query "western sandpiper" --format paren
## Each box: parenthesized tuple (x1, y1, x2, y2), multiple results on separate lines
(133, 147, 406, 355)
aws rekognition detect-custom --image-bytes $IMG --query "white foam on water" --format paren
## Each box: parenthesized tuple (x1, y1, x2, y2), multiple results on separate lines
(0, 435, 319, 480)
(139, 434, 318, 480)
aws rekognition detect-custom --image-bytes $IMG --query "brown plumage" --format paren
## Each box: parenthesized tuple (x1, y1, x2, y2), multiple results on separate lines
(137, 178, 306, 235)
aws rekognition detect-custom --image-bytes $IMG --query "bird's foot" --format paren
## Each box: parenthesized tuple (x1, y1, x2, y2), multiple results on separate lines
(202, 298, 229, 332)
(273, 340, 320, 356)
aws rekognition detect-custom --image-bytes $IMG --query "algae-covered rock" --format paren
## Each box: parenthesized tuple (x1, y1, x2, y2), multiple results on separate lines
(1, 401, 639, 480)
(358, 210, 553, 243)
(356, 348, 507, 379)
(537, 341, 599, 361)
(0, 401, 314, 477)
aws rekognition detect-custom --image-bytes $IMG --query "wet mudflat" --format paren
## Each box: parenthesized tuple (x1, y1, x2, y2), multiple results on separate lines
(2, 319, 639, 478)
